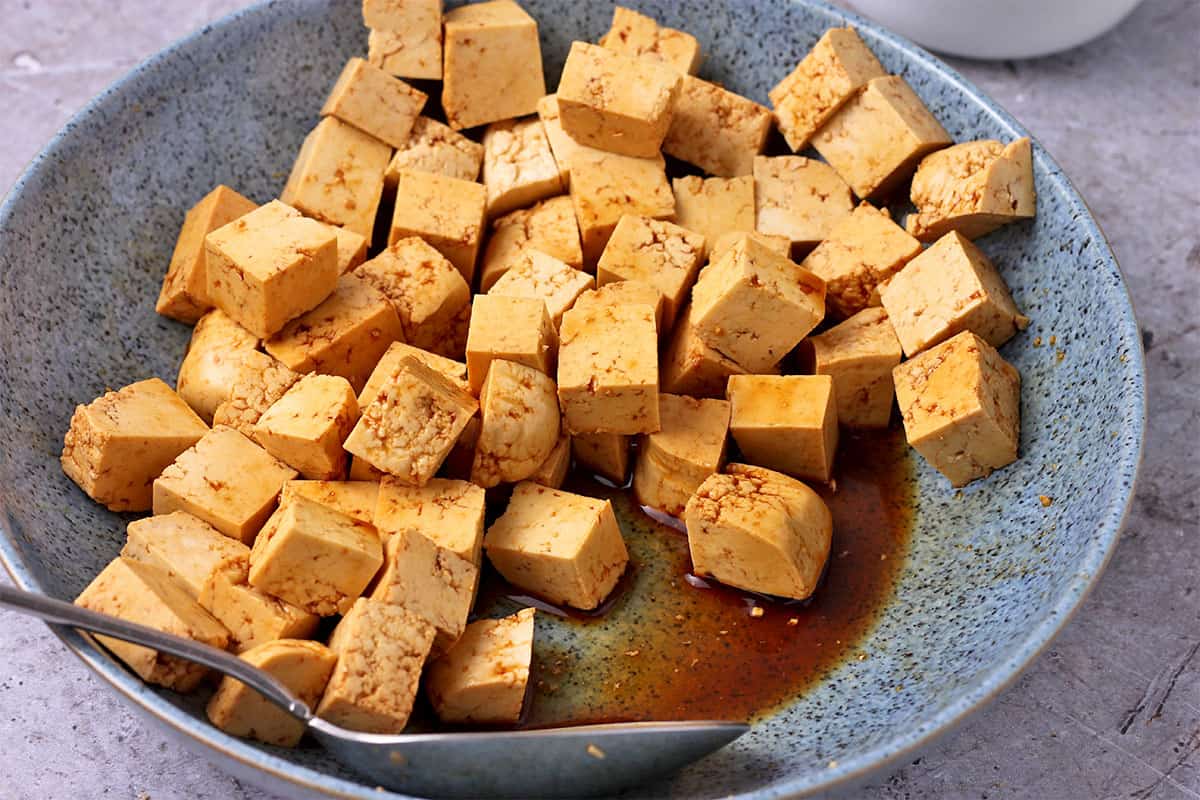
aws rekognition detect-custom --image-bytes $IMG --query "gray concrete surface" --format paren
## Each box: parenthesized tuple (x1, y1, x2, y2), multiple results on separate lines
(1, 1, 1197, 798)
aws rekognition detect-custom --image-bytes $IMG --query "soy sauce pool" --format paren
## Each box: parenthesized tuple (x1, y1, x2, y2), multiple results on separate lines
(473, 427, 915, 726)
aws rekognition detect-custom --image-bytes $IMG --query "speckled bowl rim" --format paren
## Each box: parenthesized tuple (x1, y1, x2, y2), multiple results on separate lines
(0, 1, 1146, 797)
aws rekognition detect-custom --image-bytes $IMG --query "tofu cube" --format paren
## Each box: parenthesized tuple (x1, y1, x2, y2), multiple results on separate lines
(252, 375, 359, 480)
(153, 426, 298, 544)
(425, 607, 536, 724)
(709, 231, 791, 264)
(75, 557, 230, 691)
(365, 0, 443, 80)
(570, 151, 675, 265)
(728, 375, 839, 482)
(61, 378, 209, 512)
(360, 341, 470, 408)
(557, 302, 660, 435)
(482, 117, 564, 218)
(753, 156, 854, 250)
(571, 432, 630, 486)
(660, 303, 751, 399)
(907, 138, 1036, 242)
(343, 356, 479, 485)
(320, 57, 427, 149)
(484, 482, 629, 610)
(769, 27, 886, 152)
(442, 0, 545, 130)
(664, 76, 771, 177)
(156, 185, 257, 323)
(465, 294, 558, 395)
(672, 175, 755, 247)
(633, 394, 730, 517)
(315, 597, 435, 733)
(121, 511, 249, 599)
(488, 249, 594, 328)
(324, 223, 369, 274)
(349, 456, 387, 482)
(471, 359, 562, 488)
(374, 476, 486, 565)
(529, 434, 571, 489)
(598, 6, 701, 75)
(389, 169, 486, 284)
(281, 480, 379, 526)
(211, 350, 301, 436)
(176, 309, 260, 424)
(385, 116, 484, 185)
(480, 195, 583, 291)
(204, 200, 339, 339)
(572, 281, 665, 336)
(557, 42, 681, 159)
(880, 230, 1030, 357)
(690, 235, 826, 372)
(207, 639, 336, 747)
(596, 215, 704, 328)
(684, 464, 832, 600)
(894, 331, 1021, 487)
(801, 201, 922, 318)
(811, 75, 952, 200)
(198, 571, 319, 653)
(802, 307, 903, 429)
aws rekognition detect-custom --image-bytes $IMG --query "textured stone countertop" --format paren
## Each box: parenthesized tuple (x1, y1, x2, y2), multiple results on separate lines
(1, 2, 1197, 798)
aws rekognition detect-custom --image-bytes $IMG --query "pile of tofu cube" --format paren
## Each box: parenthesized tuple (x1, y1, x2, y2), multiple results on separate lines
(61, 1, 1035, 746)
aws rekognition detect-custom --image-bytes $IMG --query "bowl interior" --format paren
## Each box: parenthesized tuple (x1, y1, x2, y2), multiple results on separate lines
(0, 0, 1143, 797)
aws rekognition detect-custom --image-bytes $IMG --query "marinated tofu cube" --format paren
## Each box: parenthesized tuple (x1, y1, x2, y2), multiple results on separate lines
(426, 607, 536, 724)
(664, 77, 771, 177)
(156, 185, 257, 323)
(349, 456, 388, 482)
(529, 434, 571, 489)
(880, 230, 1029, 357)
(385, 116, 484, 185)
(572, 432, 630, 486)
(153, 426, 298, 544)
(198, 571, 319, 653)
(442, 0, 545, 130)
(207, 639, 336, 747)
(343, 356, 479, 485)
(316, 597, 435, 733)
(253, 375, 359, 480)
(728, 374, 838, 482)
(75, 557, 230, 691)
(471, 359, 561, 488)
(802, 307, 903, 429)
(488, 249, 594, 328)
(388, 169, 486, 284)
(121, 511, 249, 599)
(769, 27, 886, 152)
(684, 464, 833, 600)
(323, 222, 369, 274)
(210, 350, 301, 437)
(535, 94, 589, 189)
(598, 6, 701, 75)
(176, 309, 260, 424)
(374, 476, 486, 565)
(482, 117, 564, 218)
(709, 230, 791, 264)
(572, 280, 665, 335)
(660, 304, 751, 399)
(480, 195, 583, 291)
(62, 378, 209, 512)
(204, 200, 339, 339)
(893, 330, 1021, 487)
(465, 294, 558, 394)
(360, 341, 470, 408)
(570, 151, 674, 265)
(672, 175, 755, 247)
(596, 215, 704, 328)
(811, 75, 952, 200)
(365, 0, 443, 80)
(320, 57, 426, 149)
(484, 482, 629, 610)
(801, 201, 922, 318)
(753, 156, 854, 250)
(633, 394, 730, 517)
(907, 138, 1036, 242)
(281, 480, 379, 526)
(557, 302, 660, 435)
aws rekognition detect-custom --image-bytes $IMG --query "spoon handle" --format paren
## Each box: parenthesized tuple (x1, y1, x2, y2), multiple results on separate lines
(0, 583, 311, 723)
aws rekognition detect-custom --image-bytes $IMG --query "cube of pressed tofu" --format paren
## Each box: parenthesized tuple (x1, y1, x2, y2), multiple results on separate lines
(263, 274, 404, 393)
(557, 303, 660, 435)
(176, 309, 260, 424)
(596, 215, 704, 329)
(529, 434, 571, 489)
(880, 231, 1029, 357)
(252, 375, 359, 480)
(471, 359, 561, 488)
(894, 331, 1021, 486)
(61, 378, 209, 512)
(479, 195, 583, 291)
(426, 607, 536, 724)
(199, 571, 319, 653)
(556, 42, 681, 159)
(633, 394, 730, 517)
(323, 223, 369, 274)
(385, 117, 484, 186)
(371, 528, 478, 653)
(388, 169, 486, 284)
(281, 480, 379, 526)
(709, 231, 792, 264)
(684, 464, 832, 600)
(343, 356, 479, 485)
(348, 456, 388, 482)
(122, 512, 249, 599)
(484, 483, 629, 609)
(356, 237, 471, 359)
(598, 6, 701, 75)
(769, 27, 886, 152)
(204, 200, 339, 339)
(320, 58, 426, 149)
(280, 117, 393, 238)
(570, 151, 674, 265)
(690, 235, 826, 372)
(672, 175, 754, 247)
(907, 138, 1036, 242)
(802, 307, 903, 429)
(211, 350, 302, 436)
(316, 597, 435, 733)
(664, 77, 771, 177)
(153, 427, 298, 544)
(572, 281, 665, 336)
(207, 639, 336, 747)
(375, 476, 486, 565)
(812, 75, 952, 200)
(366, 9, 443, 81)
(727, 375, 838, 482)
(359, 342, 470, 408)
(800, 202, 922, 318)
(572, 432, 630, 486)
(442, 0, 545, 130)
(488, 249, 594, 327)
(156, 185, 257, 323)
(465, 294, 558, 394)
(535, 94, 588, 189)
(660, 304, 751, 399)
(75, 557, 230, 691)
(482, 117, 564, 218)
(753, 156, 854, 250)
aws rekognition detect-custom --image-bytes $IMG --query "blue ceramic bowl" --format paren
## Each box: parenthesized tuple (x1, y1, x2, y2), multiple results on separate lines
(0, 0, 1145, 797)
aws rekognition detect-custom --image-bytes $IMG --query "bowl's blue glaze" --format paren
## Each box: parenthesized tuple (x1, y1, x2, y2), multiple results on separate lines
(0, 0, 1144, 797)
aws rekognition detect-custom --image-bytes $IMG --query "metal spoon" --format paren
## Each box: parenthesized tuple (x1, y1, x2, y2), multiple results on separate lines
(0, 584, 749, 798)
